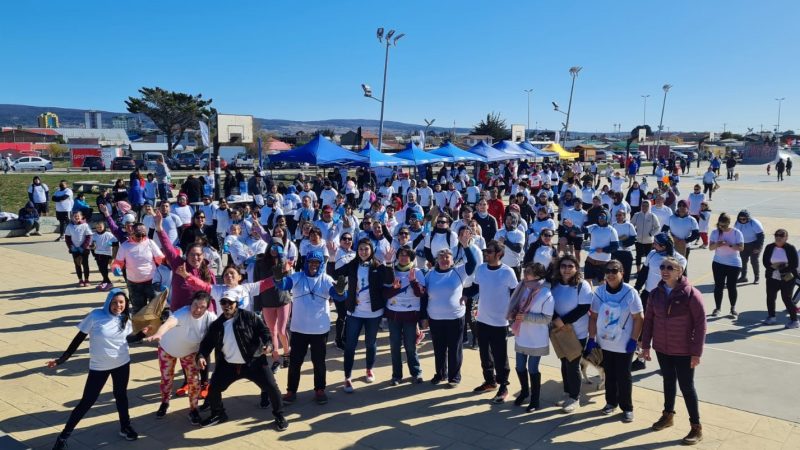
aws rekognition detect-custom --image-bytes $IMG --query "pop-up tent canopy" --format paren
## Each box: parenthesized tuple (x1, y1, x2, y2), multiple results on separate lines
(393, 142, 450, 166)
(431, 141, 487, 163)
(519, 141, 558, 158)
(268, 134, 367, 166)
(466, 141, 511, 162)
(493, 140, 530, 158)
(358, 142, 413, 167)
(544, 142, 580, 160)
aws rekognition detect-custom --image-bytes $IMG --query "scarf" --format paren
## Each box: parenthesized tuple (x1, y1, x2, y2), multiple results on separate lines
(507, 279, 545, 336)
(395, 261, 414, 272)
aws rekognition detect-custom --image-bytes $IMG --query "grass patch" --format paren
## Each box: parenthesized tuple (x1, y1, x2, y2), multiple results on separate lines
(0, 173, 120, 213)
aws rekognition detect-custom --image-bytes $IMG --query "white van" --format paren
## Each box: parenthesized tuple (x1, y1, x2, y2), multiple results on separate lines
(144, 152, 165, 171)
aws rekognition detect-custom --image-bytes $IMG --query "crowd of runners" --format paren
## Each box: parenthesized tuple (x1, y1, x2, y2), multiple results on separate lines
(34, 156, 799, 450)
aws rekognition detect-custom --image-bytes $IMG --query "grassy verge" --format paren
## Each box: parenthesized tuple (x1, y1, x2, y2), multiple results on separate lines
(0, 173, 119, 213)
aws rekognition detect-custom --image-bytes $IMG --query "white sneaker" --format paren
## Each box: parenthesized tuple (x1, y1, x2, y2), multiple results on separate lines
(762, 317, 777, 325)
(365, 369, 375, 383)
(562, 398, 579, 413)
(343, 379, 354, 393)
(786, 320, 799, 329)
(554, 393, 569, 407)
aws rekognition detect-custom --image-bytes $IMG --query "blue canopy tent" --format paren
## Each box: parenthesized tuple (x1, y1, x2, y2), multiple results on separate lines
(519, 141, 558, 158)
(466, 141, 511, 162)
(268, 134, 368, 167)
(358, 142, 413, 167)
(493, 140, 530, 158)
(393, 142, 451, 166)
(431, 141, 487, 163)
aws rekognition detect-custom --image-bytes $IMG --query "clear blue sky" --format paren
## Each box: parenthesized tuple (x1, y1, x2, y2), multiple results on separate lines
(3, 0, 798, 134)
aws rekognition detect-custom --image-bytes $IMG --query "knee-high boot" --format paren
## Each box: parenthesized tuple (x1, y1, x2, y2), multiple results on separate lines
(527, 372, 541, 412)
(514, 370, 529, 406)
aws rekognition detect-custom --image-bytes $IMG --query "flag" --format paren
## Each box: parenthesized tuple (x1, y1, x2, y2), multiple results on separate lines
(199, 121, 210, 148)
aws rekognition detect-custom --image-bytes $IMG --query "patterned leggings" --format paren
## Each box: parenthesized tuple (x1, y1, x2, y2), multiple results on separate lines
(158, 346, 200, 410)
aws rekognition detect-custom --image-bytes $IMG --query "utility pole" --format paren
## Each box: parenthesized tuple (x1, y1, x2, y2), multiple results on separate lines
(524, 89, 533, 140)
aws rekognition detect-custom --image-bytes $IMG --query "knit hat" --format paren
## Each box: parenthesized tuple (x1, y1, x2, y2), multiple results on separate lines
(117, 201, 131, 214)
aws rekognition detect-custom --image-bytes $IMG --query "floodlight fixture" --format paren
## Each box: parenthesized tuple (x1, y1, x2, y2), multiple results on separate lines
(393, 33, 405, 45)
(377, 28, 384, 42)
(386, 29, 395, 41)
(361, 84, 372, 97)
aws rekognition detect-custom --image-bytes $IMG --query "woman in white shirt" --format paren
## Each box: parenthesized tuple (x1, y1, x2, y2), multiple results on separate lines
(761, 229, 799, 328)
(143, 291, 217, 423)
(507, 263, 553, 412)
(709, 213, 745, 317)
(332, 232, 357, 349)
(64, 210, 93, 287)
(47, 290, 142, 449)
(385, 246, 426, 384)
(550, 254, 594, 413)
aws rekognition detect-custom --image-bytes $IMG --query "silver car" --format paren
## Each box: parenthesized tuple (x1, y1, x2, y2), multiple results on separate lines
(12, 156, 53, 172)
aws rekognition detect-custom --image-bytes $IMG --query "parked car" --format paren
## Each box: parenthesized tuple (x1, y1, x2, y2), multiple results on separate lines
(171, 152, 199, 170)
(199, 153, 228, 171)
(594, 150, 613, 161)
(111, 156, 137, 171)
(143, 152, 165, 171)
(232, 152, 255, 169)
(11, 156, 53, 172)
(82, 156, 106, 171)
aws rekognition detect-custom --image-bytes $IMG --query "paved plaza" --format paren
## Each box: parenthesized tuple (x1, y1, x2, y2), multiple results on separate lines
(1, 163, 799, 449)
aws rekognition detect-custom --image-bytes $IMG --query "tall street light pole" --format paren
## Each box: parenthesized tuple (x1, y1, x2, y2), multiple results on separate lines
(362, 28, 405, 152)
(641, 94, 650, 125)
(524, 89, 533, 140)
(775, 97, 785, 133)
(655, 84, 672, 154)
(562, 66, 582, 146)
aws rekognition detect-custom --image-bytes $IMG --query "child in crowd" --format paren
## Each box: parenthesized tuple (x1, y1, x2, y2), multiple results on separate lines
(697, 201, 711, 249)
(144, 173, 158, 205)
(91, 221, 117, 290)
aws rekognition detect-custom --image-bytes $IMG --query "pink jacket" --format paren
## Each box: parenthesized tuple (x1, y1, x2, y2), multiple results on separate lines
(641, 277, 706, 357)
(156, 229, 214, 313)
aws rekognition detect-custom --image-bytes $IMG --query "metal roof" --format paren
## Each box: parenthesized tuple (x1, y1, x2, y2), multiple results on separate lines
(54, 128, 130, 146)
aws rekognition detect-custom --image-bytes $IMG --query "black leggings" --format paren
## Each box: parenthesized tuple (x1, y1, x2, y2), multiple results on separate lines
(95, 254, 111, 283)
(560, 338, 587, 400)
(712, 261, 740, 310)
(56, 211, 69, 236)
(334, 301, 347, 346)
(72, 250, 90, 281)
(60, 363, 130, 438)
(703, 182, 714, 199)
(287, 332, 328, 392)
(739, 242, 760, 279)
(635, 242, 653, 267)
(655, 352, 700, 425)
(766, 277, 798, 321)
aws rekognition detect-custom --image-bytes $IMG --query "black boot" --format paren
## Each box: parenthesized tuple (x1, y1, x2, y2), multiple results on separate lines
(514, 370, 529, 406)
(527, 372, 541, 412)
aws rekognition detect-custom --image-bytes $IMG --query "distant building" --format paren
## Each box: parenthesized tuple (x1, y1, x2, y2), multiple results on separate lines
(84, 111, 102, 129)
(463, 135, 494, 147)
(111, 115, 142, 131)
(0, 127, 61, 143)
(54, 128, 130, 146)
(37, 112, 60, 128)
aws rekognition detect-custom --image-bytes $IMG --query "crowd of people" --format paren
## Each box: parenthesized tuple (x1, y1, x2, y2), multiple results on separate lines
(39, 156, 800, 450)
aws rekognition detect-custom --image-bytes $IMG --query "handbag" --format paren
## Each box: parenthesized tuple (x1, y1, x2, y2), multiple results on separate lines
(550, 323, 583, 362)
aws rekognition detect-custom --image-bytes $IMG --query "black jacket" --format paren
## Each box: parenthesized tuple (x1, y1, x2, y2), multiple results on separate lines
(333, 258, 394, 313)
(197, 309, 271, 365)
(762, 243, 798, 281)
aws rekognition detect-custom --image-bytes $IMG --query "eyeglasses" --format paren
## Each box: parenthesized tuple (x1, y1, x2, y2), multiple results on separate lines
(436, 220, 448, 224)
(560, 264, 576, 269)
(196, 215, 206, 219)
(659, 265, 679, 271)
(219, 299, 235, 306)
(604, 268, 621, 275)
(341, 237, 353, 241)
(542, 233, 554, 238)
(775, 233, 787, 238)
(398, 232, 409, 236)
(483, 249, 497, 254)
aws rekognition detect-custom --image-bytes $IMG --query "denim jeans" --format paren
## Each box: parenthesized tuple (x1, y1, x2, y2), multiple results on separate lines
(387, 318, 421, 380)
(343, 315, 381, 379)
(515, 352, 541, 374)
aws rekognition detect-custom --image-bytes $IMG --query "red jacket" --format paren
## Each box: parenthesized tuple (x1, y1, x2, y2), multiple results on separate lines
(487, 199, 505, 226)
(641, 277, 706, 357)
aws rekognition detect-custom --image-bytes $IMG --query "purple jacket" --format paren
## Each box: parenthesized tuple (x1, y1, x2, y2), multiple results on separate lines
(641, 276, 706, 357)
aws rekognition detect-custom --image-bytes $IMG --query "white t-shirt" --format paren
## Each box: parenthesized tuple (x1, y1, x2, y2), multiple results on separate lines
(551, 280, 593, 339)
(65, 222, 92, 248)
(288, 272, 334, 334)
(387, 268, 425, 312)
(466, 186, 481, 203)
(78, 309, 133, 371)
(92, 231, 117, 256)
(610, 176, 625, 192)
(687, 193, 705, 216)
(580, 187, 596, 204)
(587, 225, 619, 262)
(210, 282, 262, 313)
(145, 213, 182, 249)
(710, 228, 744, 267)
(475, 264, 519, 327)
(222, 318, 245, 364)
(496, 228, 525, 267)
(171, 204, 193, 225)
(666, 215, 699, 240)
(514, 285, 554, 351)
(611, 222, 637, 251)
(642, 251, 688, 292)
(591, 283, 643, 353)
(418, 187, 434, 207)
(425, 266, 469, 320)
(160, 306, 218, 358)
(562, 208, 588, 228)
(320, 188, 338, 208)
(351, 265, 383, 318)
(702, 171, 716, 184)
(651, 205, 673, 227)
(734, 218, 765, 244)
(28, 183, 49, 204)
(54, 188, 74, 212)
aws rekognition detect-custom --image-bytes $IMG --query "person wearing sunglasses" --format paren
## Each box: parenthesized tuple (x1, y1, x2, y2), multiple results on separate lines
(331, 233, 357, 349)
(586, 260, 644, 423)
(586, 211, 620, 284)
(495, 212, 526, 280)
(708, 213, 745, 317)
(424, 214, 459, 266)
(523, 228, 558, 270)
(550, 254, 594, 413)
(661, 200, 700, 261)
(611, 210, 637, 283)
(761, 229, 799, 328)
(179, 209, 217, 253)
(641, 256, 706, 445)
(734, 209, 765, 284)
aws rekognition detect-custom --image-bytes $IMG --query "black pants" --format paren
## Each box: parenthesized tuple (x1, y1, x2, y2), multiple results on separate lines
(95, 254, 111, 283)
(777, 170, 784, 181)
(656, 352, 700, 425)
(560, 338, 587, 400)
(56, 211, 69, 236)
(476, 322, 509, 385)
(429, 316, 465, 382)
(726, 168, 734, 180)
(635, 242, 653, 267)
(127, 280, 156, 315)
(602, 350, 634, 412)
(703, 182, 714, 199)
(739, 243, 760, 279)
(611, 250, 633, 283)
(463, 297, 476, 343)
(60, 363, 130, 438)
(207, 357, 283, 418)
(766, 277, 798, 321)
(712, 261, 740, 310)
(72, 250, 90, 281)
(287, 332, 327, 392)
(334, 301, 347, 346)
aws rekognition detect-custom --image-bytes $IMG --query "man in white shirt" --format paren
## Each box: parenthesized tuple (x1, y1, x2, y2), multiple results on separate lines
(702, 167, 717, 200)
(52, 180, 74, 241)
(319, 181, 338, 209)
(417, 180, 434, 214)
(662, 200, 699, 259)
